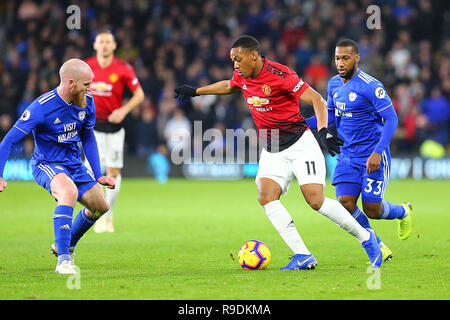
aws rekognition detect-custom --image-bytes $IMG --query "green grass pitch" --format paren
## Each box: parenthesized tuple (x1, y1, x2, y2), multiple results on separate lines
(0, 178, 448, 300)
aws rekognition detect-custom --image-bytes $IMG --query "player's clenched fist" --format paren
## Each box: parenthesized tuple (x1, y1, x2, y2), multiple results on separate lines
(366, 152, 382, 174)
(174, 85, 198, 101)
(318, 127, 344, 157)
(0, 177, 7, 192)
(108, 108, 127, 124)
(97, 176, 115, 189)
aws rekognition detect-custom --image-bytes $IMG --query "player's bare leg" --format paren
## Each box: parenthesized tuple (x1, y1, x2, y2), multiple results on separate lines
(300, 183, 325, 211)
(79, 183, 110, 220)
(51, 173, 78, 208)
(50, 173, 78, 274)
(362, 201, 383, 219)
(257, 178, 312, 256)
(95, 167, 120, 232)
(257, 177, 282, 206)
(94, 167, 120, 233)
(338, 195, 358, 214)
(105, 167, 121, 231)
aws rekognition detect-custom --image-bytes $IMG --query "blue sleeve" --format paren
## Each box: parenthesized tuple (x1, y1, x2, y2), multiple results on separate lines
(374, 105, 398, 155)
(306, 109, 335, 129)
(305, 115, 317, 129)
(81, 127, 102, 180)
(0, 127, 28, 177)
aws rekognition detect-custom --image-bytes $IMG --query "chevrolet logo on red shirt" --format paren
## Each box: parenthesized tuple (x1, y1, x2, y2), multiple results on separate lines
(91, 81, 113, 92)
(247, 96, 269, 107)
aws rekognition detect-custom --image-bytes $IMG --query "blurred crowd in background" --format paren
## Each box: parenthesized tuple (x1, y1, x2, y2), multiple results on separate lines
(0, 0, 449, 161)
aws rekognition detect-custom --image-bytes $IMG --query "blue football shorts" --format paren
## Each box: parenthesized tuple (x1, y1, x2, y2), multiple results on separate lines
(32, 161, 97, 202)
(331, 150, 391, 203)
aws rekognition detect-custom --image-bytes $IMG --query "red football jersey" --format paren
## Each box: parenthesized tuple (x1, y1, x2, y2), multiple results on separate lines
(229, 57, 310, 152)
(85, 56, 141, 122)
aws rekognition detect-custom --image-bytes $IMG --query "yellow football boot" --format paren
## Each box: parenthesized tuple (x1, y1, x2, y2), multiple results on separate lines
(398, 202, 413, 240)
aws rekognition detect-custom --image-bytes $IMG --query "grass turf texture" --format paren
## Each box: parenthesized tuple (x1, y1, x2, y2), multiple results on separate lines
(0, 178, 448, 300)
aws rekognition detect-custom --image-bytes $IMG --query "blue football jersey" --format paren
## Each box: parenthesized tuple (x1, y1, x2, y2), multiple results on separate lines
(13, 88, 96, 166)
(327, 69, 393, 162)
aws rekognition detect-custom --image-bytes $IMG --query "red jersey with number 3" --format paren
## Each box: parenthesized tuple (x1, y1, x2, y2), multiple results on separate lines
(85, 56, 141, 121)
(229, 57, 310, 152)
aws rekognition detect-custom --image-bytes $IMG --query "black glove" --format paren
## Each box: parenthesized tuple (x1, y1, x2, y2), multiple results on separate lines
(174, 85, 198, 101)
(318, 127, 344, 157)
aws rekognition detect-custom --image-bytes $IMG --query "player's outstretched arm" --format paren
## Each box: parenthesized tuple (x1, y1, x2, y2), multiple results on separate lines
(0, 127, 28, 192)
(175, 80, 239, 101)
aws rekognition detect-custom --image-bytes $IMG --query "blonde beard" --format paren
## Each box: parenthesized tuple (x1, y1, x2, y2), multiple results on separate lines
(72, 92, 87, 108)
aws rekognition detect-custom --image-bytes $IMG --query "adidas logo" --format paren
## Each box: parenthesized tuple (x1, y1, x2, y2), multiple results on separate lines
(60, 224, 71, 230)
(243, 84, 247, 90)
(54, 118, 61, 124)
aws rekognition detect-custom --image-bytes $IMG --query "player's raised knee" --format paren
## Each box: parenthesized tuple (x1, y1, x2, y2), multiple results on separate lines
(96, 200, 110, 216)
(306, 197, 324, 211)
(257, 192, 270, 206)
(85, 196, 110, 219)
(304, 192, 325, 211)
(362, 203, 382, 219)
(302, 190, 325, 211)
(300, 184, 326, 211)
(88, 202, 109, 220)
(364, 209, 379, 219)
(257, 191, 279, 207)
(257, 178, 282, 206)
(337, 196, 357, 213)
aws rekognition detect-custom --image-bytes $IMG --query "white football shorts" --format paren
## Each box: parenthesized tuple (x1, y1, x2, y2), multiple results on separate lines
(93, 128, 125, 169)
(255, 129, 326, 195)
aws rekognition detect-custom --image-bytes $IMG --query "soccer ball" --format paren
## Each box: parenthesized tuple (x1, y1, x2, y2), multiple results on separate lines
(238, 240, 271, 270)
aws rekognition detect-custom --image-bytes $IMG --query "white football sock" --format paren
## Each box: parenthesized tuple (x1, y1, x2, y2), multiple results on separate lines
(317, 197, 370, 243)
(263, 200, 310, 255)
(105, 174, 121, 218)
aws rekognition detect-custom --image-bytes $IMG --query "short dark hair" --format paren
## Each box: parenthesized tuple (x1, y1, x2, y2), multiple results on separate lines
(336, 39, 359, 54)
(96, 28, 114, 38)
(232, 35, 261, 56)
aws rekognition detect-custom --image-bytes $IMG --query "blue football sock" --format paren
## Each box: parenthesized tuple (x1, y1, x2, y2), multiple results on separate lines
(70, 208, 96, 249)
(53, 205, 74, 264)
(381, 201, 406, 220)
(351, 206, 382, 245)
